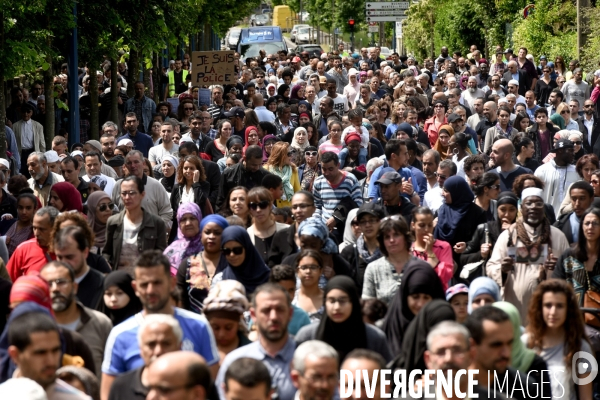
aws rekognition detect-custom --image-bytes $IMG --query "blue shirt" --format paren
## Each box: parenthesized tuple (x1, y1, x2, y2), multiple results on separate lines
(216, 336, 297, 400)
(570, 212, 581, 243)
(117, 131, 155, 158)
(367, 160, 420, 200)
(102, 308, 220, 375)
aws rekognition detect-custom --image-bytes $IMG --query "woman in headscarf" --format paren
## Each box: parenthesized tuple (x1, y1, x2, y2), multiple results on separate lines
(177, 214, 229, 313)
(295, 276, 392, 362)
(57, 366, 100, 400)
(549, 112, 566, 130)
(213, 225, 271, 295)
(262, 134, 279, 163)
(217, 135, 244, 173)
(467, 276, 501, 313)
(267, 83, 277, 99)
(290, 84, 305, 101)
(48, 181, 84, 214)
(164, 202, 204, 276)
(159, 155, 179, 195)
(389, 300, 455, 371)
(86, 191, 113, 254)
(277, 84, 290, 103)
(242, 126, 261, 155)
(434, 176, 487, 269)
(382, 259, 445, 357)
(290, 127, 310, 163)
(97, 270, 143, 326)
(433, 125, 454, 160)
(339, 208, 359, 252)
(493, 301, 550, 396)
(203, 280, 251, 362)
(264, 142, 300, 208)
(281, 216, 353, 286)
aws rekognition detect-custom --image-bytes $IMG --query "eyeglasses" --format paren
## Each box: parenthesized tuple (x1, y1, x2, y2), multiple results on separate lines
(584, 221, 600, 227)
(98, 203, 115, 212)
(305, 151, 318, 156)
(184, 107, 194, 111)
(435, 173, 448, 180)
(46, 278, 71, 288)
(292, 203, 313, 210)
(359, 218, 379, 226)
(249, 200, 270, 210)
(325, 297, 350, 306)
(298, 264, 321, 271)
(287, 151, 296, 157)
(121, 191, 139, 197)
(573, 141, 583, 146)
(222, 246, 244, 256)
(560, 110, 569, 114)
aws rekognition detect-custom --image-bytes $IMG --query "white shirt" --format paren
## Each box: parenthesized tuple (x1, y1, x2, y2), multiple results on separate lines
(148, 144, 179, 166)
(584, 115, 594, 146)
(21, 119, 34, 150)
(423, 186, 444, 214)
(319, 94, 349, 117)
(83, 173, 115, 196)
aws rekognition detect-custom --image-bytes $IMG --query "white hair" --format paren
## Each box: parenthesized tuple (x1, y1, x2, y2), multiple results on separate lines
(292, 340, 338, 374)
(568, 130, 583, 140)
(426, 321, 471, 350)
(366, 157, 384, 175)
(137, 314, 183, 345)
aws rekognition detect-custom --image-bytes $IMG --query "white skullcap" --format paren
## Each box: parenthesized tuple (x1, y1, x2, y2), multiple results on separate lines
(117, 138, 133, 146)
(521, 187, 543, 201)
(44, 150, 60, 163)
(178, 136, 193, 144)
(0, 159, 9, 169)
(0, 378, 48, 400)
(508, 79, 519, 86)
(498, 98, 508, 104)
(348, 68, 359, 76)
(71, 150, 84, 158)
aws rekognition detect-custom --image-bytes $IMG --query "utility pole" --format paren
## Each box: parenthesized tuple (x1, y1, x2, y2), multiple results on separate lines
(577, 0, 590, 59)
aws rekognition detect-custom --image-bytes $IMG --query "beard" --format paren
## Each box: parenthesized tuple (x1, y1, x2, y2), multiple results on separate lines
(468, 87, 476, 93)
(52, 293, 74, 312)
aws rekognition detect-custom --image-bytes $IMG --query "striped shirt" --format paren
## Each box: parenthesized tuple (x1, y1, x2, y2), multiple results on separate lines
(313, 171, 363, 220)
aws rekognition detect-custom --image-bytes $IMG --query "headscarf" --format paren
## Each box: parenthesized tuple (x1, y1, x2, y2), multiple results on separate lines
(203, 280, 249, 331)
(383, 259, 445, 357)
(85, 140, 102, 153)
(9, 275, 53, 315)
(434, 176, 474, 244)
(200, 214, 229, 232)
(298, 216, 338, 254)
(267, 83, 277, 98)
(262, 134, 278, 163)
(290, 85, 304, 100)
(340, 208, 359, 251)
(220, 226, 270, 295)
(160, 155, 179, 193)
(164, 203, 204, 276)
(86, 191, 111, 250)
(493, 301, 536, 372)
(70, 142, 83, 152)
(433, 125, 455, 160)
(467, 276, 501, 313)
(315, 276, 367, 361)
(226, 135, 244, 154)
(291, 127, 310, 153)
(51, 182, 83, 213)
(298, 100, 311, 113)
(266, 96, 278, 110)
(56, 366, 99, 400)
(96, 270, 143, 325)
(490, 191, 519, 239)
(390, 300, 456, 371)
(550, 113, 565, 130)
(277, 84, 290, 102)
(243, 126, 261, 155)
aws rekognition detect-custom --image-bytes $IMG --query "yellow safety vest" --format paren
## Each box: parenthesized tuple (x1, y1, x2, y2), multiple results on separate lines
(168, 69, 189, 97)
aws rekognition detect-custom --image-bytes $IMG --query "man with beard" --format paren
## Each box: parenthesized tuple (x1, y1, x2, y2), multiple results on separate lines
(216, 283, 296, 400)
(100, 250, 219, 400)
(486, 189, 568, 323)
(461, 77, 485, 114)
(27, 152, 64, 207)
(100, 133, 117, 162)
(582, 99, 600, 153)
(490, 139, 531, 191)
(422, 149, 441, 190)
(148, 121, 179, 170)
(108, 314, 183, 400)
(475, 101, 498, 146)
(40, 260, 112, 376)
(60, 156, 89, 205)
(484, 74, 507, 100)
(291, 341, 339, 400)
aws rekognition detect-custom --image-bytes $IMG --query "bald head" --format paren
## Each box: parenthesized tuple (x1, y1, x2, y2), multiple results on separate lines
(508, 61, 517, 68)
(253, 94, 264, 106)
(494, 138, 514, 154)
(146, 351, 211, 400)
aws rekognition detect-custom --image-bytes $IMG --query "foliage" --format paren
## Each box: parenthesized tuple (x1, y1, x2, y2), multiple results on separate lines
(578, 6, 600, 71)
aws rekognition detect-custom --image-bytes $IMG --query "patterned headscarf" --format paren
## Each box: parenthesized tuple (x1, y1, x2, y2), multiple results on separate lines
(9, 275, 53, 315)
(163, 202, 203, 276)
(298, 216, 338, 254)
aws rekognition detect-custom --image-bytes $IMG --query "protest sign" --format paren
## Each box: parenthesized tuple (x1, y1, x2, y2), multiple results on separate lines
(192, 51, 236, 85)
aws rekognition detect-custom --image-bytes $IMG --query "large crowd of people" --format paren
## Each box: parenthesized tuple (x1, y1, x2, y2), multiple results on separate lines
(0, 43, 599, 400)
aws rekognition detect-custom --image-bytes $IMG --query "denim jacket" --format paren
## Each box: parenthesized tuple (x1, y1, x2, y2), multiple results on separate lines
(124, 96, 157, 133)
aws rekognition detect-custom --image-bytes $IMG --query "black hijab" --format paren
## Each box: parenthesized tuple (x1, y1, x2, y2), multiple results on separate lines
(315, 276, 367, 361)
(277, 84, 290, 103)
(97, 271, 143, 325)
(382, 259, 445, 357)
(389, 300, 455, 370)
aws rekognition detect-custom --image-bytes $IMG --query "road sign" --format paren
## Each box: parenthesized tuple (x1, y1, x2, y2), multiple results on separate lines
(396, 21, 403, 38)
(365, 2, 410, 9)
(368, 22, 378, 32)
(366, 10, 408, 16)
(366, 15, 407, 22)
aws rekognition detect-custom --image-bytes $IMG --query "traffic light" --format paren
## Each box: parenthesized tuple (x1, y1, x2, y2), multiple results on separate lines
(348, 19, 355, 33)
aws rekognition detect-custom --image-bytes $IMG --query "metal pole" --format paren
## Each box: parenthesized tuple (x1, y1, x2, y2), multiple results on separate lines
(67, 1, 80, 145)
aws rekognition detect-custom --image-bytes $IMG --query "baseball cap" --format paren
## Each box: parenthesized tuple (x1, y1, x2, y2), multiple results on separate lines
(478, 58, 488, 65)
(376, 170, 403, 185)
(356, 202, 386, 221)
(446, 284, 469, 301)
(292, 56, 301, 63)
(107, 155, 125, 167)
(539, 55, 547, 60)
(447, 113, 463, 123)
(504, 48, 513, 54)
(224, 106, 245, 118)
(550, 138, 574, 153)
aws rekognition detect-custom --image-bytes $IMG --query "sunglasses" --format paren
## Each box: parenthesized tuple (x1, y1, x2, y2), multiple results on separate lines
(436, 173, 448, 180)
(287, 151, 296, 157)
(249, 200, 270, 210)
(573, 141, 583, 145)
(222, 246, 244, 256)
(184, 107, 194, 111)
(305, 151, 318, 156)
(98, 203, 115, 212)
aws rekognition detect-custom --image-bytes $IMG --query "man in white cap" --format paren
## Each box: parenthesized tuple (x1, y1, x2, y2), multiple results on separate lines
(486, 186, 568, 323)
(0, 158, 11, 182)
(535, 138, 579, 218)
(502, 61, 528, 96)
(44, 150, 61, 175)
(505, 79, 526, 105)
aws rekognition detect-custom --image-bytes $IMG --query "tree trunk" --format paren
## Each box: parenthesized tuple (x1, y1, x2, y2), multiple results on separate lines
(154, 52, 160, 102)
(127, 50, 140, 98)
(89, 69, 100, 140)
(44, 56, 55, 147)
(111, 57, 119, 126)
(143, 56, 151, 97)
(0, 74, 7, 159)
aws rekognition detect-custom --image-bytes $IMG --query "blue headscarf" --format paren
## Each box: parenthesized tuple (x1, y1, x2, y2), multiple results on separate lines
(298, 216, 338, 254)
(468, 277, 501, 313)
(200, 214, 229, 232)
(434, 176, 474, 244)
(220, 226, 270, 295)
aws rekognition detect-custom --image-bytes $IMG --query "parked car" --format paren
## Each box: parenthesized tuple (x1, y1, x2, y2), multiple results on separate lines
(226, 28, 242, 50)
(290, 24, 310, 42)
(253, 14, 270, 26)
(294, 44, 324, 58)
(380, 46, 393, 59)
(296, 27, 317, 45)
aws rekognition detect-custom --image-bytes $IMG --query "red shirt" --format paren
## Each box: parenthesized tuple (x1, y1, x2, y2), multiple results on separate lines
(7, 238, 56, 282)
